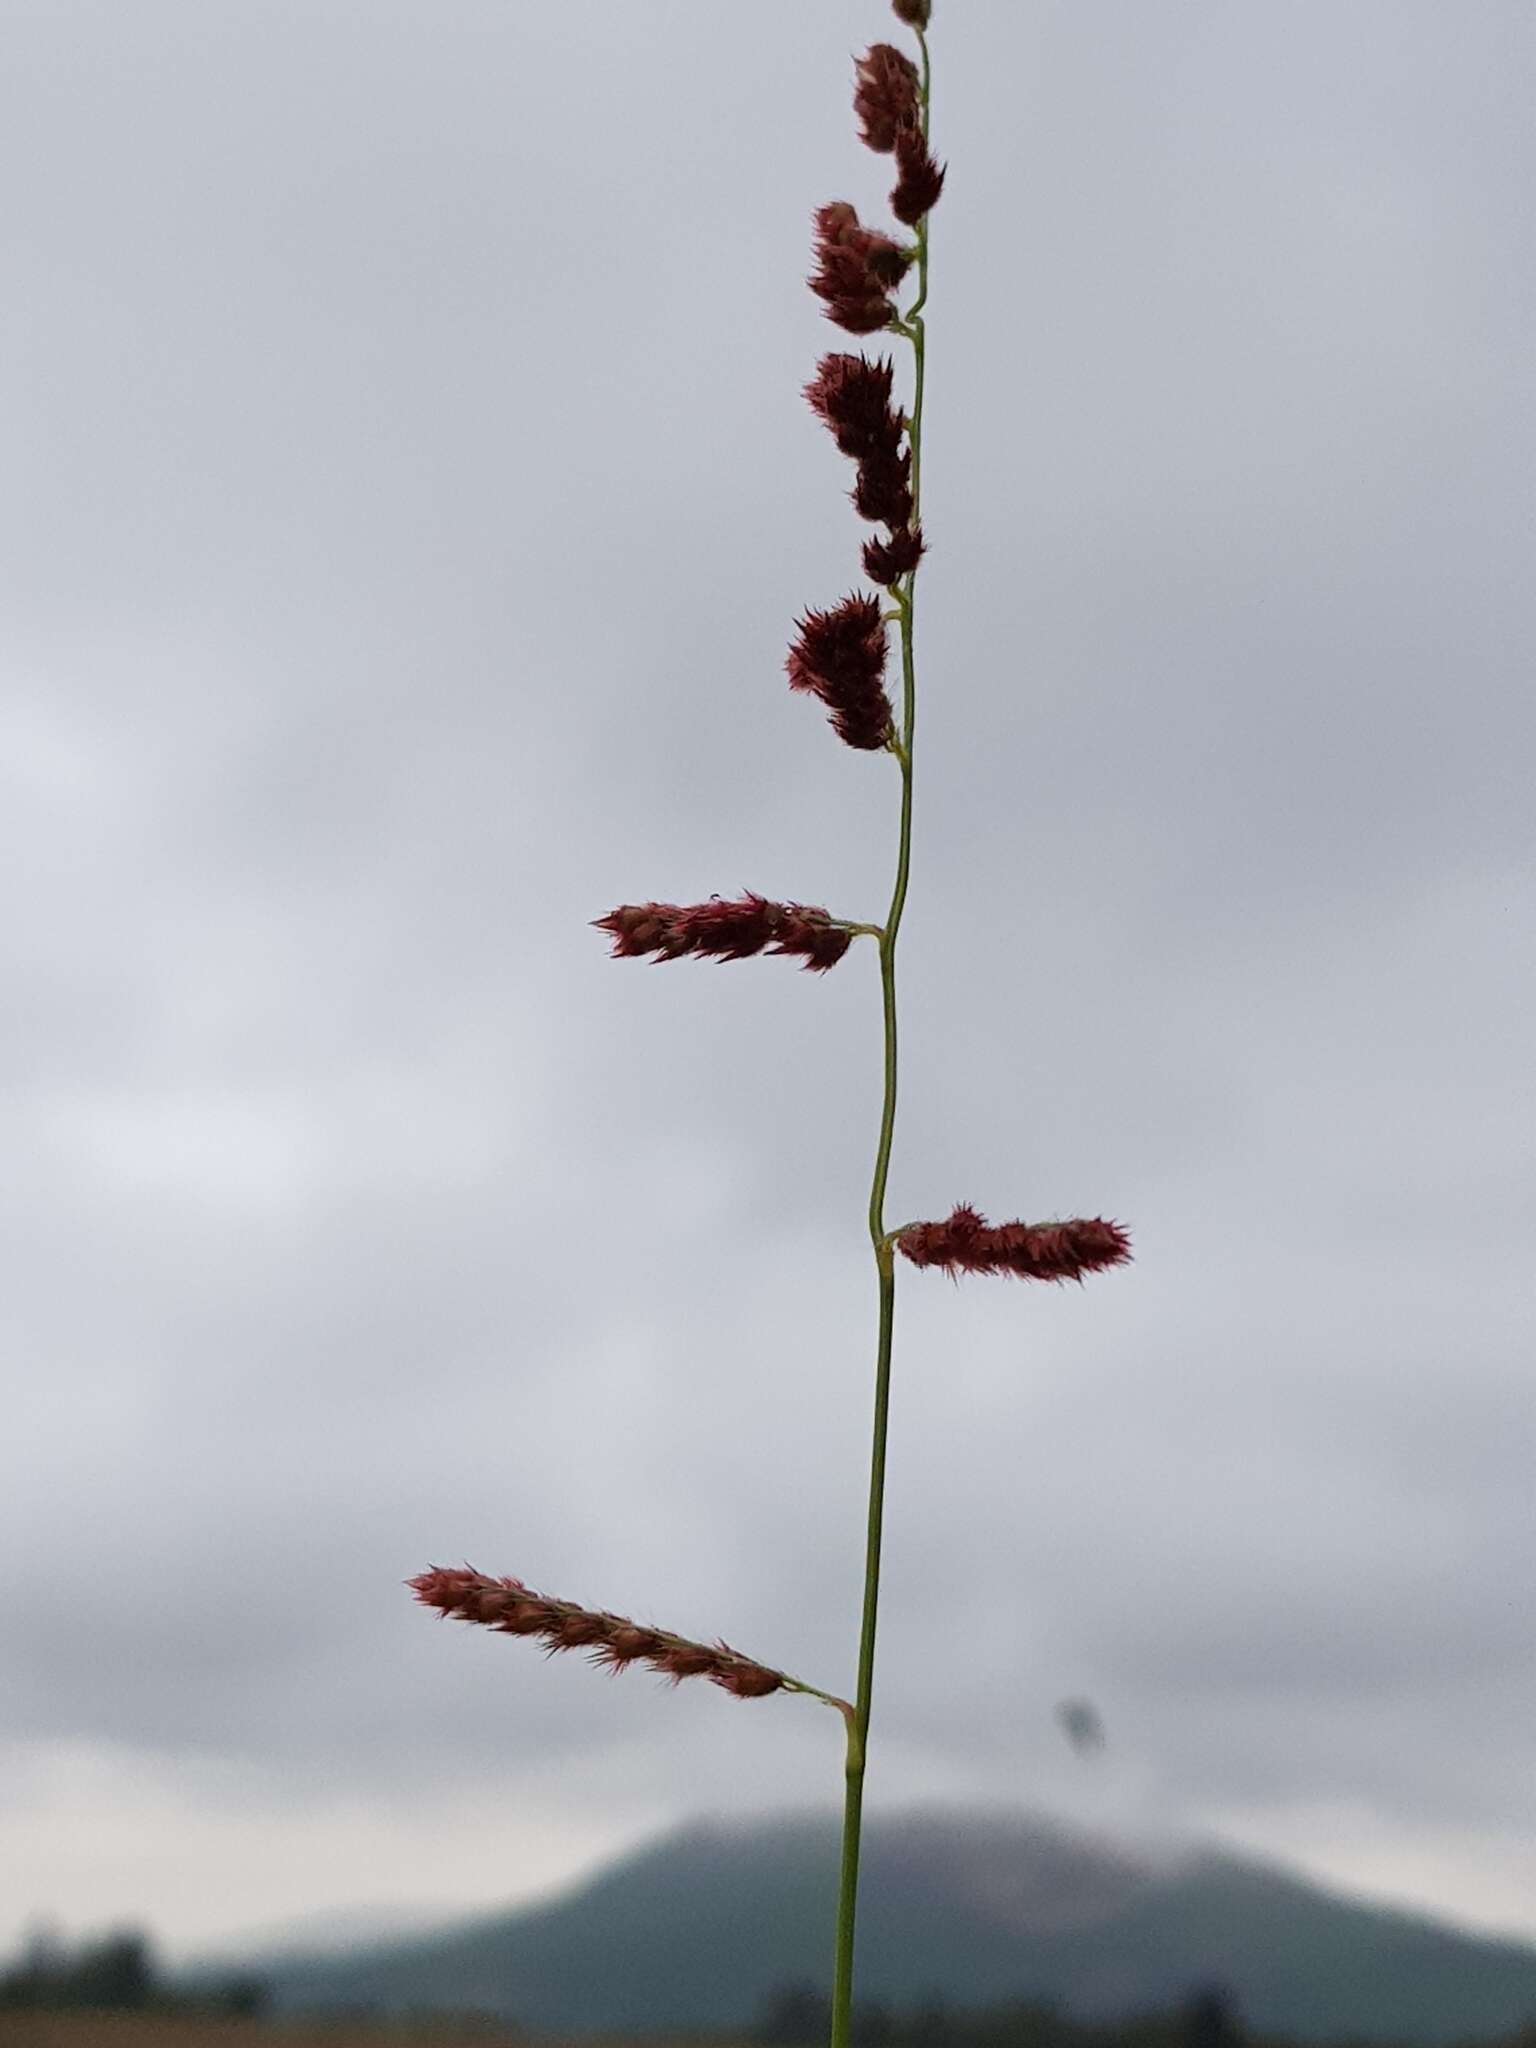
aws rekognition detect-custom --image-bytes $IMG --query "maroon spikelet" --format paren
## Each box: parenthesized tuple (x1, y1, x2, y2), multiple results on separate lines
(895, 1205, 1133, 1283)
(410, 1568, 786, 1700)
(854, 43, 921, 153)
(891, 126, 946, 226)
(862, 526, 926, 585)
(851, 446, 914, 529)
(595, 893, 854, 971)
(786, 594, 895, 750)
(804, 353, 903, 462)
(803, 354, 914, 535)
(892, 0, 931, 25)
(810, 202, 912, 334)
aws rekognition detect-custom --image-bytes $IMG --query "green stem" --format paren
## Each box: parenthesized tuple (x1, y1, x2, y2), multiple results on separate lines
(782, 1679, 859, 1725)
(829, 33, 932, 2040)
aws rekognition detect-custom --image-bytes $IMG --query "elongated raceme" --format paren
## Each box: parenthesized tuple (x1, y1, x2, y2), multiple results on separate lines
(410, 1568, 788, 1699)
(895, 1204, 1133, 1283)
(594, 893, 857, 971)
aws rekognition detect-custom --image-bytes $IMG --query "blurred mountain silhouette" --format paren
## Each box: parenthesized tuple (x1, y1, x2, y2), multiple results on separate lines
(204, 1807, 1536, 2040)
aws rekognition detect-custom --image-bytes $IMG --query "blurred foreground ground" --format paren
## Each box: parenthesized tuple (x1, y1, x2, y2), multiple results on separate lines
(0, 2017, 551, 2046)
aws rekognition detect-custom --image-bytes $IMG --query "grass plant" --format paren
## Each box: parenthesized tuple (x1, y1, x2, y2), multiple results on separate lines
(413, 8, 1131, 2040)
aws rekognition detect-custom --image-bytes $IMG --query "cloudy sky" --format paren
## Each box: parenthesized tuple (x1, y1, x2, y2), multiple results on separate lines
(4, 0, 1532, 1967)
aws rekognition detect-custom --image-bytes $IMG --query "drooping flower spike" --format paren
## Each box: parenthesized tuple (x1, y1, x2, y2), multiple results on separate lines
(409, 1568, 788, 1700)
(595, 893, 857, 971)
(895, 1204, 1133, 1283)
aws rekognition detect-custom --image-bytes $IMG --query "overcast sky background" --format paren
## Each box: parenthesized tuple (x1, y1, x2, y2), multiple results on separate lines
(3, 0, 1532, 1966)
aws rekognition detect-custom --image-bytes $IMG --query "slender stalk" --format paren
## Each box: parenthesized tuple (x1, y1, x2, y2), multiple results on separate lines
(829, 33, 933, 2044)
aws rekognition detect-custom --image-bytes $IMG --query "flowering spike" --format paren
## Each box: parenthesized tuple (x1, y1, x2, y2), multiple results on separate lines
(854, 44, 921, 153)
(810, 202, 912, 334)
(891, 126, 946, 225)
(786, 594, 895, 751)
(892, 0, 932, 24)
(804, 353, 903, 463)
(862, 526, 926, 585)
(895, 1205, 1133, 1283)
(803, 354, 914, 534)
(851, 446, 914, 529)
(409, 1568, 788, 1701)
(829, 296, 895, 336)
(595, 893, 855, 971)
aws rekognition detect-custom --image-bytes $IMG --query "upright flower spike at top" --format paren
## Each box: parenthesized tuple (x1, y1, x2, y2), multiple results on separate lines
(595, 892, 856, 971)
(895, 1205, 1133, 1283)
(786, 593, 895, 751)
(854, 43, 921, 153)
(810, 202, 913, 335)
(409, 1568, 790, 1700)
(891, 0, 931, 25)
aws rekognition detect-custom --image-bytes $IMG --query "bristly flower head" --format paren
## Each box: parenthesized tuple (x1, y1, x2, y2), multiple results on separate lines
(595, 893, 854, 971)
(854, 43, 920, 153)
(892, 0, 932, 24)
(786, 593, 895, 750)
(810, 202, 912, 335)
(862, 525, 925, 585)
(804, 353, 902, 462)
(851, 444, 913, 529)
(803, 354, 913, 534)
(891, 126, 946, 226)
(895, 1205, 1132, 1283)
(410, 1568, 786, 1699)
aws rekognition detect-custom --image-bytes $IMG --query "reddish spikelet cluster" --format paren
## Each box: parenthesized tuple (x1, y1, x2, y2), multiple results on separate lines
(804, 352, 898, 459)
(410, 1569, 785, 1700)
(786, 595, 895, 750)
(895, 1204, 1133, 1283)
(854, 43, 921, 152)
(891, 125, 946, 226)
(851, 447, 914, 531)
(804, 352, 918, 553)
(595, 893, 854, 971)
(862, 526, 926, 585)
(792, 11, 942, 745)
(810, 201, 912, 335)
(853, 27, 944, 230)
